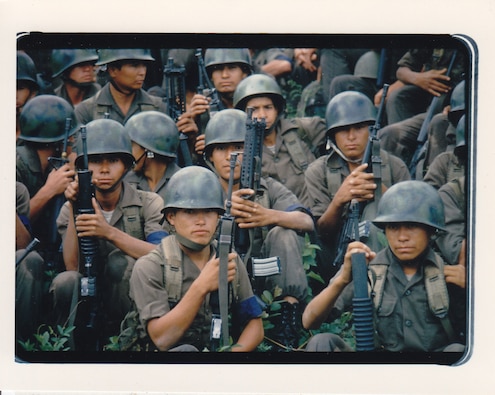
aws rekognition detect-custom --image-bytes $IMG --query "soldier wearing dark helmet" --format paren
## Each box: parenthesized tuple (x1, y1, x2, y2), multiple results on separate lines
(49, 119, 167, 349)
(74, 49, 168, 125)
(303, 180, 466, 352)
(121, 166, 264, 352)
(203, 109, 314, 351)
(16, 51, 39, 140)
(304, 91, 409, 280)
(51, 49, 100, 107)
(124, 111, 181, 205)
(233, 73, 327, 204)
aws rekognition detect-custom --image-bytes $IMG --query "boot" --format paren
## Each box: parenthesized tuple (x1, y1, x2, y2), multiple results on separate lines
(273, 302, 302, 351)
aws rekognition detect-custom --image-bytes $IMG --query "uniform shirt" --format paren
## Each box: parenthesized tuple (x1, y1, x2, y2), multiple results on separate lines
(56, 181, 165, 257)
(54, 82, 101, 107)
(74, 82, 168, 125)
(261, 117, 326, 206)
(423, 152, 465, 190)
(129, 235, 262, 351)
(332, 247, 465, 352)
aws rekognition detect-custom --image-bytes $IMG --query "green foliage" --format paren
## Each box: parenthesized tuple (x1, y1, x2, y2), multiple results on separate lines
(104, 335, 121, 351)
(18, 324, 75, 351)
(283, 80, 303, 119)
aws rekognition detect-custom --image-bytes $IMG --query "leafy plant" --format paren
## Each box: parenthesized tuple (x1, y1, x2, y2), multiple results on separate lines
(18, 324, 75, 351)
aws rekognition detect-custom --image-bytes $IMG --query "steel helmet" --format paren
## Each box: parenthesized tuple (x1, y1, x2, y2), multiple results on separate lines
(233, 73, 285, 113)
(325, 91, 377, 134)
(125, 112, 180, 158)
(448, 80, 465, 126)
(95, 49, 155, 66)
(164, 166, 224, 212)
(354, 50, 380, 79)
(203, 109, 247, 170)
(204, 48, 252, 74)
(17, 51, 39, 88)
(51, 49, 98, 78)
(19, 95, 78, 143)
(75, 119, 134, 169)
(372, 180, 446, 232)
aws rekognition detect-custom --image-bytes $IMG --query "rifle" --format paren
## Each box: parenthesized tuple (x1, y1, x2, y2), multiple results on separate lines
(331, 84, 389, 270)
(348, 200, 375, 351)
(409, 50, 458, 179)
(15, 237, 40, 266)
(195, 48, 224, 119)
(235, 109, 280, 288)
(75, 125, 101, 351)
(45, 117, 72, 270)
(210, 152, 238, 350)
(163, 57, 192, 167)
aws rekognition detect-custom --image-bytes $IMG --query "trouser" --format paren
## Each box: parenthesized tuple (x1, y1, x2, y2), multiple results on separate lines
(385, 85, 432, 125)
(49, 249, 136, 349)
(16, 250, 44, 342)
(305, 333, 353, 352)
(328, 75, 378, 103)
(258, 227, 308, 302)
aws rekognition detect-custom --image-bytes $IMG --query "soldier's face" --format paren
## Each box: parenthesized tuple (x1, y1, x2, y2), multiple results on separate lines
(385, 223, 431, 262)
(88, 154, 127, 191)
(108, 61, 147, 92)
(16, 83, 36, 113)
(334, 123, 369, 161)
(68, 62, 96, 84)
(246, 97, 278, 129)
(210, 143, 244, 182)
(211, 64, 247, 95)
(167, 209, 220, 246)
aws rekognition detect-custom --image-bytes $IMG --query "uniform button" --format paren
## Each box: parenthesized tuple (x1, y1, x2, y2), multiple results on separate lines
(405, 289, 411, 296)
(405, 320, 412, 327)
(274, 157, 279, 162)
(281, 179, 287, 184)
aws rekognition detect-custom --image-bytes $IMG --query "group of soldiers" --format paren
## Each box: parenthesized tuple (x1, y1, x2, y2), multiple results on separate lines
(15, 45, 468, 355)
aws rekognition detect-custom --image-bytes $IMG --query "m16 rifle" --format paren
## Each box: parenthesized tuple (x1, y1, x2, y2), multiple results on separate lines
(331, 84, 389, 270)
(75, 125, 101, 350)
(45, 118, 72, 270)
(210, 153, 238, 350)
(195, 48, 224, 120)
(164, 57, 192, 167)
(409, 50, 458, 179)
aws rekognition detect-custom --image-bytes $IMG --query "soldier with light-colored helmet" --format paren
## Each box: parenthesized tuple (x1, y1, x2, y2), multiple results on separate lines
(303, 180, 466, 353)
(304, 91, 410, 280)
(49, 118, 167, 350)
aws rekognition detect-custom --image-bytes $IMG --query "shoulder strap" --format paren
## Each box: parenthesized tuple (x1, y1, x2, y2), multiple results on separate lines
(281, 128, 310, 172)
(155, 235, 183, 303)
(121, 189, 146, 241)
(324, 152, 343, 201)
(369, 263, 388, 311)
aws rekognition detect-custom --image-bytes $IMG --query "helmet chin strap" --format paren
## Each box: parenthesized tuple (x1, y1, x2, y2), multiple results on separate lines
(109, 79, 136, 96)
(94, 165, 133, 194)
(175, 233, 212, 252)
(329, 141, 363, 164)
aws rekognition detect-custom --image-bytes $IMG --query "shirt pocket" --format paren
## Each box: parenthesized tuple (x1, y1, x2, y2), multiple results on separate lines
(375, 298, 400, 350)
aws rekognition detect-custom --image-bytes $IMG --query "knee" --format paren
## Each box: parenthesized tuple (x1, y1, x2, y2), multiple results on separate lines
(50, 270, 80, 300)
(106, 250, 136, 282)
(305, 333, 352, 352)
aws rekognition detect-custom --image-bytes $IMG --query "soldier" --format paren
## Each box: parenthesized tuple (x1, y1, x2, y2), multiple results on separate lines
(74, 49, 169, 125)
(124, 111, 181, 204)
(233, 73, 327, 205)
(16, 95, 78, 266)
(49, 119, 167, 350)
(203, 109, 314, 351)
(121, 166, 264, 352)
(16, 51, 39, 141)
(303, 181, 466, 352)
(304, 91, 410, 280)
(51, 49, 100, 107)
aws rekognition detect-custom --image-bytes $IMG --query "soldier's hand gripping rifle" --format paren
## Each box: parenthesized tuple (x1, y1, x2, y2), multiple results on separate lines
(331, 84, 389, 270)
(210, 153, 238, 350)
(348, 200, 375, 351)
(195, 49, 224, 120)
(409, 50, 458, 179)
(75, 126, 101, 350)
(45, 118, 72, 269)
(164, 57, 192, 167)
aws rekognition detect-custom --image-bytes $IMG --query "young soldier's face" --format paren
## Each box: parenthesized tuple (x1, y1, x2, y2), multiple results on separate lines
(210, 143, 244, 182)
(211, 64, 247, 95)
(68, 62, 96, 85)
(88, 154, 127, 191)
(167, 209, 220, 246)
(334, 123, 370, 161)
(385, 223, 431, 261)
(108, 61, 147, 92)
(16, 83, 36, 113)
(246, 97, 278, 130)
